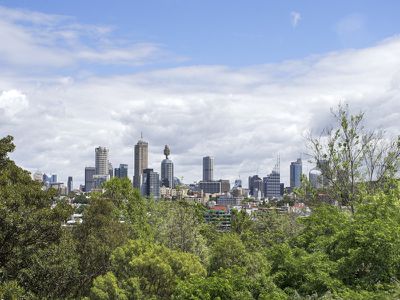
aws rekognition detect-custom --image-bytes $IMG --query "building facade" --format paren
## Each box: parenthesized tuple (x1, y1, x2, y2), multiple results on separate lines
(217, 194, 243, 206)
(115, 164, 128, 178)
(67, 176, 73, 194)
(309, 168, 323, 188)
(141, 168, 160, 199)
(263, 170, 281, 199)
(248, 175, 263, 197)
(290, 158, 302, 189)
(219, 179, 231, 193)
(51, 174, 58, 183)
(95, 146, 109, 175)
(202, 156, 214, 181)
(84, 167, 95, 192)
(108, 162, 113, 178)
(199, 181, 221, 194)
(133, 138, 148, 189)
(93, 174, 109, 190)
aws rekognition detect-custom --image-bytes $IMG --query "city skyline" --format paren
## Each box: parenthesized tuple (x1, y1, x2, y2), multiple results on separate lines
(1, 2, 399, 186)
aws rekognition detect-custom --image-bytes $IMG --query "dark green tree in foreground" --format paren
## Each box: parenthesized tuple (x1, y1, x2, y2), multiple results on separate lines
(0, 136, 74, 298)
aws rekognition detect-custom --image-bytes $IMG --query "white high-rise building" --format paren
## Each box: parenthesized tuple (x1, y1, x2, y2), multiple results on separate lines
(95, 146, 109, 175)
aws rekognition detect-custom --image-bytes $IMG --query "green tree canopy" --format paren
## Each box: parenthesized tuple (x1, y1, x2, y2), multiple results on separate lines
(91, 239, 206, 299)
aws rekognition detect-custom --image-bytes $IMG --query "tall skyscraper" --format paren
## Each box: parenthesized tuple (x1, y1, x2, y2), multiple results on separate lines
(95, 146, 109, 175)
(133, 136, 148, 189)
(85, 167, 95, 192)
(141, 168, 160, 199)
(161, 145, 174, 188)
(67, 176, 73, 194)
(290, 158, 302, 189)
(202, 156, 214, 181)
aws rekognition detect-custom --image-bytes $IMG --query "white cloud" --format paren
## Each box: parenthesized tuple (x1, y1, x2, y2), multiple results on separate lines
(0, 89, 28, 118)
(0, 7, 399, 189)
(291, 11, 301, 28)
(0, 6, 171, 69)
(335, 13, 365, 36)
(334, 13, 368, 46)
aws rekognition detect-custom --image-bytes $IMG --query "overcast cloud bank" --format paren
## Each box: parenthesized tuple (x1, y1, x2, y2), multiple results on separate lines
(0, 6, 399, 186)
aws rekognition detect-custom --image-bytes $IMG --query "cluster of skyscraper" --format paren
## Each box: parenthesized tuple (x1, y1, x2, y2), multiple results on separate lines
(83, 135, 236, 199)
(32, 171, 74, 194)
(248, 158, 303, 200)
(132, 137, 175, 199)
(81, 135, 313, 200)
(84, 146, 129, 192)
(33, 131, 329, 199)
(34, 140, 330, 201)
(83, 136, 176, 198)
(199, 156, 230, 194)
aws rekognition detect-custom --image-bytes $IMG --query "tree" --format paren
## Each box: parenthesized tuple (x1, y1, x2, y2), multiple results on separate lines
(363, 130, 400, 191)
(294, 204, 349, 256)
(91, 239, 206, 299)
(209, 233, 250, 273)
(18, 230, 80, 299)
(293, 174, 318, 206)
(333, 184, 400, 288)
(103, 177, 152, 240)
(90, 272, 134, 300)
(0, 280, 28, 300)
(251, 210, 300, 248)
(0, 136, 73, 290)
(231, 209, 253, 235)
(74, 196, 129, 297)
(173, 266, 287, 300)
(149, 200, 209, 262)
(267, 243, 342, 297)
(308, 104, 400, 212)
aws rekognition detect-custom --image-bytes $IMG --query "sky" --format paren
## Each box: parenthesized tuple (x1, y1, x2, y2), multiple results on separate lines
(0, 1, 399, 187)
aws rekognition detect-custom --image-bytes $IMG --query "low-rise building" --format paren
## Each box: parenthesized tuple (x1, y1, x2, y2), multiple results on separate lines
(199, 180, 221, 194)
(204, 204, 231, 231)
(217, 194, 243, 207)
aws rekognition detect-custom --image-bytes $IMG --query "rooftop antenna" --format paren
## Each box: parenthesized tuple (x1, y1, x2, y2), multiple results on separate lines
(273, 154, 280, 174)
(140, 131, 143, 139)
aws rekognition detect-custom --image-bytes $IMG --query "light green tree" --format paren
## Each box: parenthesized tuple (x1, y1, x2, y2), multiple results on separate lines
(308, 104, 400, 212)
(91, 239, 206, 299)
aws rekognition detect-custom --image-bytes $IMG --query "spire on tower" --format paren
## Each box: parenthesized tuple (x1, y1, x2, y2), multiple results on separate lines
(163, 145, 170, 159)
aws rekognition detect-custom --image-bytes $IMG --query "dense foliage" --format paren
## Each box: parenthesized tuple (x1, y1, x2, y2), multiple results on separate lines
(1, 105, 400, 299)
